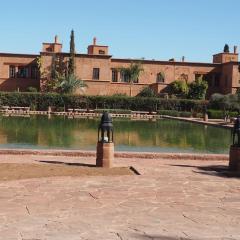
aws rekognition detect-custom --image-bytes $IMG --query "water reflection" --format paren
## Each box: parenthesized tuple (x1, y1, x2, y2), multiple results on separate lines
(0, 116, 231, 154)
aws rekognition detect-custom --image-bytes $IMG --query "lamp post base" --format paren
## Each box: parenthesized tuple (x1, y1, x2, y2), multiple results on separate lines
(96, 142, 114, 168)
(229, 145, 240, 171)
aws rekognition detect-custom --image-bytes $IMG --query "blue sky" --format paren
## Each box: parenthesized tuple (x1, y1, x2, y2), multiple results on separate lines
(0, 0, 239, 62)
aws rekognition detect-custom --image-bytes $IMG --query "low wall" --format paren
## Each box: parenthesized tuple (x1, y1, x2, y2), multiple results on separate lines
(0, 149, 229, 161)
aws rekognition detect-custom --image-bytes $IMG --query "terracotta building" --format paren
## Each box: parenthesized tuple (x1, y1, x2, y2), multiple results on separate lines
(0, 36, 239, 97)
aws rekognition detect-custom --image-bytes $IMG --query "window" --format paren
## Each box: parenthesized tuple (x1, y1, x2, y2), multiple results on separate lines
(46, 47, 53, 52)
(157, 72, 165, 83)
(31, 66, 38, 79)
(93, 68, 100, 80)
(112, 69, 118, 82)
(120, 72, 130, 83)
(99, 50, 105, 55)
(17, 66, 28, 78)
(9, 66, 16, 78)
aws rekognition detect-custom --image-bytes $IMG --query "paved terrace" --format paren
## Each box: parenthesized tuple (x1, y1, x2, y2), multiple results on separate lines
(0, 152, 239, 240)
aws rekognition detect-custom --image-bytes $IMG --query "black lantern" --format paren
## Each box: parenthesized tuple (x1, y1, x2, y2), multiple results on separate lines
(98, 112, 114, 143)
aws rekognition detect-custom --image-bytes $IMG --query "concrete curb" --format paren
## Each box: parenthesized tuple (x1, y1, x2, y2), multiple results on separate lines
(0, 149, 229, 161)
(162, 116, 233, 129)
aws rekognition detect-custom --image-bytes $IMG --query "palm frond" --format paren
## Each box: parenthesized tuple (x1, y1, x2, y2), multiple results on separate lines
(58, 74, 87, 94)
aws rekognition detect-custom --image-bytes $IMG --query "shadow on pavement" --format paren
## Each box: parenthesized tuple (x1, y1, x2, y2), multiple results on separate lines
(169, 164, 240, 179)
(36, 160, 141, 175)
(37, 160, 96, 168)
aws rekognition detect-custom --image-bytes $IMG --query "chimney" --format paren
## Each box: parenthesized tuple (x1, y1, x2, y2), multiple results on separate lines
(234, 46, 238, 54)
(182, 56, 185, 62)
(93, 37, 97, 45)
(55, 35, 59, 44)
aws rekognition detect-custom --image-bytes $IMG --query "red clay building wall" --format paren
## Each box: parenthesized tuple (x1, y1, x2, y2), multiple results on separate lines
(0, 53, 39, 91)
(39, 52, 239, 97)
(0, 38, 239, 98)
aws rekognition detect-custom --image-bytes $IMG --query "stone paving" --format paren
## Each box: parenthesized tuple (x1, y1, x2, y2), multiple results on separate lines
(0, 154, 239, 240)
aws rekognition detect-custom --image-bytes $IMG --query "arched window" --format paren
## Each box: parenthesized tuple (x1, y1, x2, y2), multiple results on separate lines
(157, 72, 165, 83)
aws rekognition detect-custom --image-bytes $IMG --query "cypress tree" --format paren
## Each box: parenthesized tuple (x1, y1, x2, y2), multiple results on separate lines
(68, 29, 75, 76)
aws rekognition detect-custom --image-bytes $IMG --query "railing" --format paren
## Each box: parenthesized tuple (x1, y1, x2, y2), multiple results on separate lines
(0, 106, 159, 119)
(1, 106, 30, 112)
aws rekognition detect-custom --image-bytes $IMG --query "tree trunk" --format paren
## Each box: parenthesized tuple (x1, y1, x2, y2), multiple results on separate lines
(130, 83, 132, 97)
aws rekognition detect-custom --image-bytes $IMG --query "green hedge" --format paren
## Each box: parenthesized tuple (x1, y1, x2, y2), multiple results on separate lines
(0, 92, 207, 112)
(157, 110, 192, 118)
(207, 109, 239, 119)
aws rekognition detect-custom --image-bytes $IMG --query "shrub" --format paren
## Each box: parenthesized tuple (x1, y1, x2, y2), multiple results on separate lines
(229, 111, 239, 118)
(170, 80, 189, 97)
(29, 103, 36, 111)
(137, 87, 157, 98)
(0, 92, 207, 112)
(179, 111, 192, 118)
(188, 76, 208, 100)
(207, 109, 239, 119)
(112, 93, 127, 97)
(209, 93, 240, 111)
(207, 110, 224, 119)
(26, 87, 38, 92)
(157, 110, 180, 117)
(195, 112, 203, 118)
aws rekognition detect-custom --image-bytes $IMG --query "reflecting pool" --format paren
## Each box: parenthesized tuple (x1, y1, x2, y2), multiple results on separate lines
(0, 115, 231, 154)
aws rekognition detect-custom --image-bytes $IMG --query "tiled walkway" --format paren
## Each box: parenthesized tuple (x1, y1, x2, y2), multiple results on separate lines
(0, 154, 239, 240)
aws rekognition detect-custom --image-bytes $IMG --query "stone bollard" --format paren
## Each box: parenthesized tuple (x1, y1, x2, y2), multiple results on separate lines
(230, 115, 240, 172)
(229, 145, 240, 171)
(96, 112, 114, 168)
(96, 142, 114, 168)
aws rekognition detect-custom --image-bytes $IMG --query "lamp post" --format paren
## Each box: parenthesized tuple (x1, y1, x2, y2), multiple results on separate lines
(229, 115, 240, 171)
(96, 112, 114, 168)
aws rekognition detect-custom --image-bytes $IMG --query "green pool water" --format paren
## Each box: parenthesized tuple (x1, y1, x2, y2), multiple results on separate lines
(0, 115, 231, 154)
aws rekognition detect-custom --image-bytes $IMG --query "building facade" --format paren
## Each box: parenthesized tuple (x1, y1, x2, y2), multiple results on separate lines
(0, 36, 240, 97)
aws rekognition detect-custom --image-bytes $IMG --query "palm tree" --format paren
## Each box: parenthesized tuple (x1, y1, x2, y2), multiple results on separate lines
(58, 74, 87, 94)
(119, 62, 144, 96)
